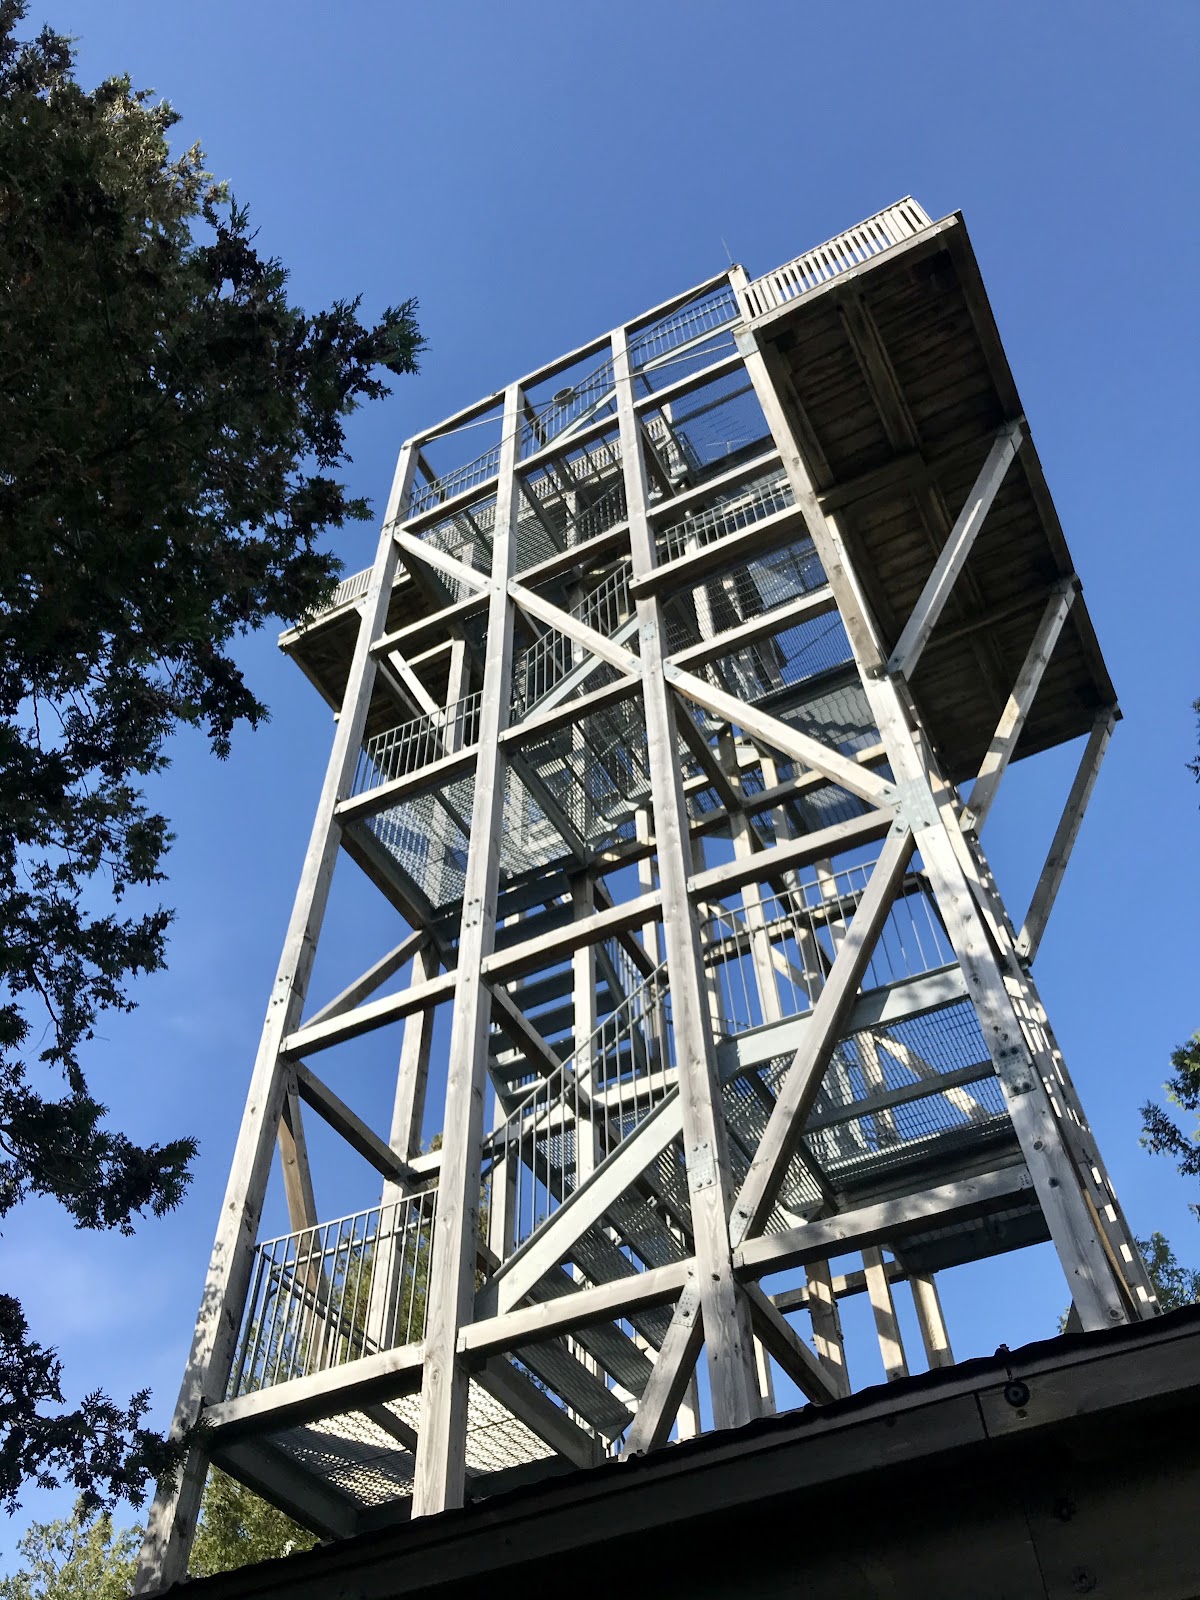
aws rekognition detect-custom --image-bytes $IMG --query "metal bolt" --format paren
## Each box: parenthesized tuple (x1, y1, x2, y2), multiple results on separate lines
(1070, 1567, 1097, 1593)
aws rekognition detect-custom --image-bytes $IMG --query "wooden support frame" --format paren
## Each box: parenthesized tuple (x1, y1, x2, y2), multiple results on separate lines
(143, 222, 1154, 1573)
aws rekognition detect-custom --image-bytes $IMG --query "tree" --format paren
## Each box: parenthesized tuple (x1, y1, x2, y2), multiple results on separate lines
(189, 1470, 315, 1577)
(0, 1473, 316, 1594)
(1139, 1032, 1200, 1219)
(0, 1, 423, 1512)
(0, 1505, 138, 1600)
(1136, 1230, 1200, 1314)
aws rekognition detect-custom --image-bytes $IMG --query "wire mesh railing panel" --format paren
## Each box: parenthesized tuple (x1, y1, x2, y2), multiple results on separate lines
(511, 564, 635, 719)
(354, 694, 483, 794)
(630, 284, 740, 370)
(407, 445, 503, 518)
(229, 1190, 438, 1399)
(700, 863, 954, 1037)
(795, 1000, 1006, 1184)
(657, 467, 794, 564)
(521, 356, 618, 458)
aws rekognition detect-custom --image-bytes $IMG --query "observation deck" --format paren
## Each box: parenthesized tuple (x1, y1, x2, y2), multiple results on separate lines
(136, 200, 1144, 1572)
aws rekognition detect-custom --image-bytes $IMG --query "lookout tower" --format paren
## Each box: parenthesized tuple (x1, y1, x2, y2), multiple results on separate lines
(135, 198, 1157, 1591)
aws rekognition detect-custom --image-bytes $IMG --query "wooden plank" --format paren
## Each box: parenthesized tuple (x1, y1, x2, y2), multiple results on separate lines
(508, 580, 642, 680)
(304, 929, 430, 1030)
(282, 968, 458, 1058)
(667, 585, 837, 672)
(863, 1245, 909, 1382)
(465, 1258, 691, 1357)
(804, 1260, 852, 1398)
(687, 809, 894, 901)
(203, 1343, 426, 1440)
(743, 1282, 839, 1403)
(394, 528, 490, 595)
(1016, 710, 1115, 963)
(911, 1272, 955, 1369)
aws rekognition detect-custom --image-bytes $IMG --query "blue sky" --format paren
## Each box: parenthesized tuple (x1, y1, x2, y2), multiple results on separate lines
(8, 0, 1200, 1553)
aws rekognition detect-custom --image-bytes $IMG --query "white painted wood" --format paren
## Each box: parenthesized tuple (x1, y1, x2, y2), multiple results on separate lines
(508, 580, 643, 679)
(394, 528, 490, 594)
(743, 1282, 838, 1402)
(885, 420, 1025, 680)
(303, 930, 430, 1031)
(665, 661, 895, 808)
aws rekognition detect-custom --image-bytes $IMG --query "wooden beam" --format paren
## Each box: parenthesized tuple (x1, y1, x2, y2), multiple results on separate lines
(133, 447, 418, 1595)
(283, 968, 458, 1058)
(614, 321, 761, 1433)
(735, 1166, 1034, 1279)
(668, 585, 837, 672)
(886, 420, 1024, 680)
(394, 529, 490, 595)
(1016, 710, 1116, 962)
(293, 1062, 416, 1186)
(729, 825, 916, 1244)
(963, 580, 1077, 831)
(743, 1282, 839, 1403)
(664, 661, 895, 808)
(507, 580, 642, 680)
(304, 930, 430, 1030)
(412, 384, 522, 1519)
(687, 809, 895, 901)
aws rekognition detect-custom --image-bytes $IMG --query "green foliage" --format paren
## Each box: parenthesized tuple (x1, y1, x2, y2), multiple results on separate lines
(0, 0, 422, 1511)
(1136, 1230, 1200, 1314)
(189, 1470, 315, 1578)
(0, 1505, 138, 1600)
(0, 1474, 319, 1592)
(1139, 1031, 1200, 1219)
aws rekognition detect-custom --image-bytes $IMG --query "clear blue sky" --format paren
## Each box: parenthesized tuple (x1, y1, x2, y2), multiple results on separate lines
(8, 0, 1199, 1553)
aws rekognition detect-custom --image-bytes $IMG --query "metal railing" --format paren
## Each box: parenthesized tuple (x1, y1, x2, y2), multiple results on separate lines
(699, 863, 954, 1036)
(512, 565, 634, 717)
(354, 692, 482, 793)
(521, 357, 617, 459)
(229, 1188, 437, 1397)
(630, 284, 740, 370)
(485, 963, 672, 1257)
(407, 444, 503, 519)
(657, 467, 795, 563)
(739, 199, 933, 320)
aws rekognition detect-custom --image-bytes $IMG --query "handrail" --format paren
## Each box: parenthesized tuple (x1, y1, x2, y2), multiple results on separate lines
(738, 198, 933, 320)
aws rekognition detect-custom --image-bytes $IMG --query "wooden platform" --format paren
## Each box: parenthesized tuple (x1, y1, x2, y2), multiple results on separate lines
(748, 211, 1117, 780)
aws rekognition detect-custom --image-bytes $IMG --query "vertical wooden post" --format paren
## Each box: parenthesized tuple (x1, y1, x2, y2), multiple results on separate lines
(133, 446, 416, 1593)
(411, 385, 522, 1518)
(863, 1246, 909, 1382)
(910, 1272, 954, 1369)
(613, 323, 760, 1437)
(806, 1260, 851, 1398)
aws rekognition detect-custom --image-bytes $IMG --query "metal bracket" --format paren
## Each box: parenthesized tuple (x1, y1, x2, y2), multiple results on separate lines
(686, 1140, 717, 1193)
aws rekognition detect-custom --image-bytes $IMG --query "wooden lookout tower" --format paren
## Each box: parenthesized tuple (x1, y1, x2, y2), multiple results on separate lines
(135, 198, 1157, 1591)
